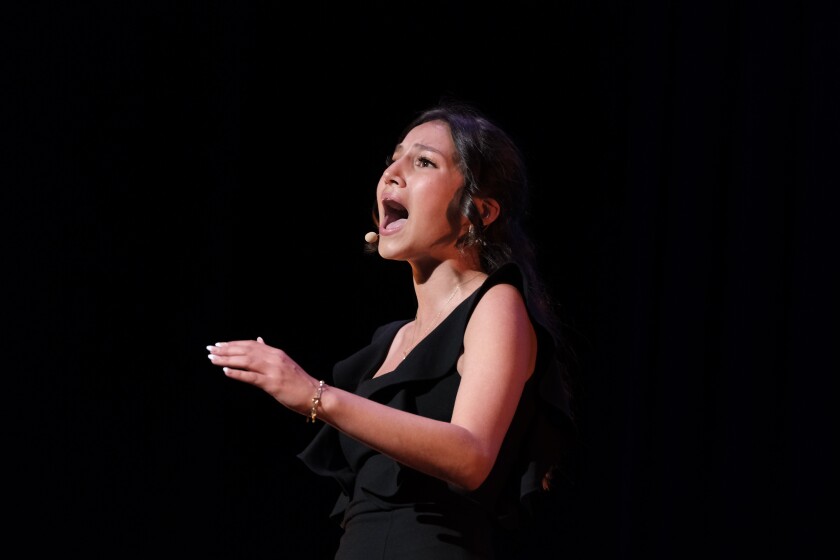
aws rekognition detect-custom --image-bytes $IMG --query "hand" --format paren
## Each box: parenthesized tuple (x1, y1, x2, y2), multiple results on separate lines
(207, 336, 318, 416)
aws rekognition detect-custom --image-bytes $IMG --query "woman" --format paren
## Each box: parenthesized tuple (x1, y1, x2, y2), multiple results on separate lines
(207, 100, 574, 558)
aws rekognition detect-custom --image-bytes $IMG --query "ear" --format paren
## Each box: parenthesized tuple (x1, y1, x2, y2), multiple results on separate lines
(476, 198, 500, 227)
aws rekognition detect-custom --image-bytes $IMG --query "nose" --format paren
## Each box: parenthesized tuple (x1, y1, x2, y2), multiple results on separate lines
(382, 170, 402, 187)
(382, 164, 404, 188)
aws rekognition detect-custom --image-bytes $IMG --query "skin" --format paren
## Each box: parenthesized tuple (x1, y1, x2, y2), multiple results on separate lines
(207, 120, 537, 491)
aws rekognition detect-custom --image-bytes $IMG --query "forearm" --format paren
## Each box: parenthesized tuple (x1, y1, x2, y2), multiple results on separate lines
(313, 384, 494, 490)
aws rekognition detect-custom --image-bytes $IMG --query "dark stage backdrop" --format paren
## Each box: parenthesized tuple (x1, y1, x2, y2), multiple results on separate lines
(4, 1, 836, 558)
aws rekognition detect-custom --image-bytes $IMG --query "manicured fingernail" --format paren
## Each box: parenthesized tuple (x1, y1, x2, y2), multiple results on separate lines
(208, 354, 217, 361)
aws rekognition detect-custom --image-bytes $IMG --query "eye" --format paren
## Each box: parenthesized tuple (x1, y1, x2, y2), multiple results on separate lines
(416, 156, 437, 168)
(384, 154, 395, 167)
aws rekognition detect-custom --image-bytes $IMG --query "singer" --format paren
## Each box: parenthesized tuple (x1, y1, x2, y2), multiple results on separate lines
(206, 100, 575, 559)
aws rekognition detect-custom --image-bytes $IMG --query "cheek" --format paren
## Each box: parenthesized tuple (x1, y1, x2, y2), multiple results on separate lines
(414, 203, 461, 236)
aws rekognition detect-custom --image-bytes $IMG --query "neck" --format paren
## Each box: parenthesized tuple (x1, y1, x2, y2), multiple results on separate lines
(413, 268, 484, 316)
(402, 269, 485, 360)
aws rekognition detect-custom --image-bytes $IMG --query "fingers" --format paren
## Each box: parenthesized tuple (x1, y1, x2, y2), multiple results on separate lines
(221, 366, 260, 385)
(206, 342, 252, 370)
(206, 337, 275, 372)
(207, 352, 253, 372)
(206, 339, 260, 356)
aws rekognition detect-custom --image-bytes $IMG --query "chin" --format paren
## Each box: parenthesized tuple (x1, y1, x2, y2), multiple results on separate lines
(376, 240, 408, 261)
(377, 248, 401, 261)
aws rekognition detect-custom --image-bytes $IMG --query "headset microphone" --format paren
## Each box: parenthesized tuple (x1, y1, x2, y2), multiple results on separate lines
(364, 232, 379, 243)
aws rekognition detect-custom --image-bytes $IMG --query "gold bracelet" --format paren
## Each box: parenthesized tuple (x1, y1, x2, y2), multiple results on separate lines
(307, 380, 326, 423)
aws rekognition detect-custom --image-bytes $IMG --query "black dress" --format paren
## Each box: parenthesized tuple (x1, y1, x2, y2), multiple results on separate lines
(298, 263, 572, 559)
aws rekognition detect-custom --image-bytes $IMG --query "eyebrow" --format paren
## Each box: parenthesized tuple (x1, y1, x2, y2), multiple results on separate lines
(393, 142, 446, 157)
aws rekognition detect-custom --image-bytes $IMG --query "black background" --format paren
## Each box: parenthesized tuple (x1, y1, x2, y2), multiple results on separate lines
(4, 1, 837, 558)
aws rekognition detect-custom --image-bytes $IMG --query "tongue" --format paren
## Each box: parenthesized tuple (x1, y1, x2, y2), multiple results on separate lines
(385, 218, 406, 231)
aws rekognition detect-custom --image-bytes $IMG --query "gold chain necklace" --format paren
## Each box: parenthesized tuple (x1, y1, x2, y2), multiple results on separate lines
(403, 272, 482, 360)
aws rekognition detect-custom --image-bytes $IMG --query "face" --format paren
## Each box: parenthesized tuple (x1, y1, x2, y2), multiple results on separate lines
(375, 120, 467, 263)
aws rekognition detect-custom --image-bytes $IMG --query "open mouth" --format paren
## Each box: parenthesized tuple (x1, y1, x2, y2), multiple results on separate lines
(381, 199, 408, 231)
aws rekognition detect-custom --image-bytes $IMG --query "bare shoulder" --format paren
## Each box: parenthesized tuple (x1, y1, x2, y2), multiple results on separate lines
(471, 282, 528, 319)
(466, 282, 533, 341)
